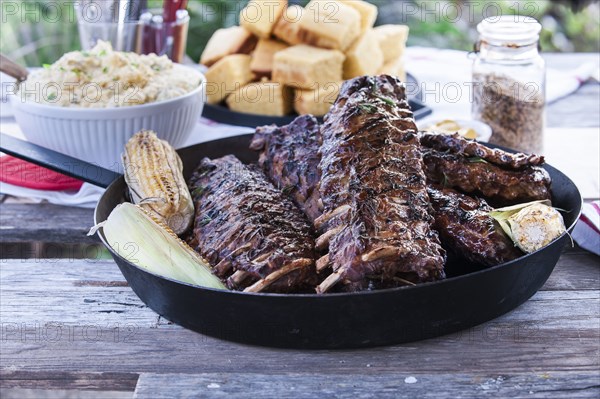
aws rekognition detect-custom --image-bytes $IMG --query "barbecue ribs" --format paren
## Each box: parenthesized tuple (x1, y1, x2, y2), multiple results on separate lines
(316, 75, 446, 292)
(189, 155, 317, 293)
(420, 132, 546, 169)
(420, 133, 551, 207)
(428, 186, 523, 266)
(250, 115, 323, 222)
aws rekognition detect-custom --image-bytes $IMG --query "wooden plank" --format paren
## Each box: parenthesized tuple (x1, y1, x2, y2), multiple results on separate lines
(0, 388, 131, 399)
(133, 371, 600, 399)
(0, 371, 138, 391)
(0, 259, 598, 378)
(542, 248, 600, 291)
(1, 286, 593, 334)
(0, 260, 157, 326)
(0, 242, 106, 260)
(3, 328, 597, 375)
(0, 204, 97, 244)
(0, 259, 597, 328)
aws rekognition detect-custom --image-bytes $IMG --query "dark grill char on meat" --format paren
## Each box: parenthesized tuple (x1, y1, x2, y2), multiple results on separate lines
(428, 186, 523, 267)
(250, 115, 322, 222)
(420, 133, 551, 207)
(420, 132, 546, 169)
(316, 75, 446, 293)
(189, 155, 317, 293)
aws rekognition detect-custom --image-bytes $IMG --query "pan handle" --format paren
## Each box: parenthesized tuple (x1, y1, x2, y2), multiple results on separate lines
(0, 133, 121, 189)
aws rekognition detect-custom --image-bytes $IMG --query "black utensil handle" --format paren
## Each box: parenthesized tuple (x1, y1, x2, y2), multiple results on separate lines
(0, 133, 121, 189)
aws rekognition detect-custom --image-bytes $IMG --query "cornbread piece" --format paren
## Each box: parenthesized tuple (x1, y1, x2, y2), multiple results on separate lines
(273, 5, 303, 45)
(226, 81, 293, 116)
(373, 24, 409, 63)
(200, 26, 258, 67)
(204, 54, 254, 104)
(250, 39, 289, 79)
(339, 0, 378, 33)
(298, 0, 361, 51)
(378, 57, 406, 81)
(294, 81, 342, 116)
(343, 29, 383, 79)
(273, 44, 344, 89)
(240, 0, 288, 39)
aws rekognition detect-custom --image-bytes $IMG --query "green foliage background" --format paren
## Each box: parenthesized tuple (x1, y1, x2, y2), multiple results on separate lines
(1, 0, 599, 66)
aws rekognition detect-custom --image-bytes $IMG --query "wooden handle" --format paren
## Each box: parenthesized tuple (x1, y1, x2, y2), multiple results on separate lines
(0, 54, 29, 82)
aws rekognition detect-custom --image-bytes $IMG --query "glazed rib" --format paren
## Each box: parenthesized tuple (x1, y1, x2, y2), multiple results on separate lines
(419, 132, 546, 169)
(316, 75, 446, 293)
(250, 115, 323, 222)
(189, 155, 317, 293)
(428, 186, 523, 267)
(421, 149, 551, 207)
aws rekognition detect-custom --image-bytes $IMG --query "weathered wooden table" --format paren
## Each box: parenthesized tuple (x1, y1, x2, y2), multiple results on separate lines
(1, 54, 599, 398)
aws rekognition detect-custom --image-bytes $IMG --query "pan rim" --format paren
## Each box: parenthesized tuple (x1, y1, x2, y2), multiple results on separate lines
(94, 135, 583, 298)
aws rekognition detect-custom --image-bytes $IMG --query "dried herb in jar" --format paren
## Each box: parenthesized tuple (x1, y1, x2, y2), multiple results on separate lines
(472, 73, 545, 154)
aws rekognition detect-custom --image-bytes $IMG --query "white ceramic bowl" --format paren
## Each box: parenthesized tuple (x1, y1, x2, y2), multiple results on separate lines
(10, 66, 205, 172)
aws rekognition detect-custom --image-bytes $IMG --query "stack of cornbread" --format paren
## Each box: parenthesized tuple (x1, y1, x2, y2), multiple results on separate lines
(200, 0, 409, 117)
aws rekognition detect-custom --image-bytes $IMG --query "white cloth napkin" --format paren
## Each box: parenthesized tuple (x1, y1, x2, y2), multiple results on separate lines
(572, 201, 600, 256)
(0, 181, 104, 208)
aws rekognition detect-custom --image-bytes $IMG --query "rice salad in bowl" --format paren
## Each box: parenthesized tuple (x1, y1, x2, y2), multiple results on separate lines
(19, 41, 201, 108)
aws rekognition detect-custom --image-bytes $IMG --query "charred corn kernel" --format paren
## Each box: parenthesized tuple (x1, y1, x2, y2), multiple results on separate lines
(490, 200, 566, 253)
(122, 130, 194, 235)
(90, 203, 226, 290)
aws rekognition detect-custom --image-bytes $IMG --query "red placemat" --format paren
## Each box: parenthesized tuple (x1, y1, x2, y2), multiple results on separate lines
(0, 155, 83, 191)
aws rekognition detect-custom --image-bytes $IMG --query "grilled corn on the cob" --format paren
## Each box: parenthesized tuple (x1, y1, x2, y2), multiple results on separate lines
(490, 200, 566, 253)
(90, 203, 226, 290)
(122, 130, 194, 235)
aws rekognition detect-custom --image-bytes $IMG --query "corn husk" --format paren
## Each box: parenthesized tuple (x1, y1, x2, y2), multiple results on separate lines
(489, 200, 566, 253)
(90, 203, 226, 290)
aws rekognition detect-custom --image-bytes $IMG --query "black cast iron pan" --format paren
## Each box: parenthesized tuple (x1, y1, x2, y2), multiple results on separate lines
(0, 133, 583, 349)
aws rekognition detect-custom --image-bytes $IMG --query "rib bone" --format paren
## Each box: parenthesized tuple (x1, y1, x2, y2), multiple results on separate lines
(244, 259, 312, 293)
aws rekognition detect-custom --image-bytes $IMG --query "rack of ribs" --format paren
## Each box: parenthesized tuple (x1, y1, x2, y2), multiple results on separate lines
(420, 132, 546, 169)
(188, 155, 317, 293)
(428, 186, 523, 267)
(250, 115, 323, 223)
(420, 132, 551, 207)
(315, 75, 446, 293)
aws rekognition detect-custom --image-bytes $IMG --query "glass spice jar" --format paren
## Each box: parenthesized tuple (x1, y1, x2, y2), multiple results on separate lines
(472, 16, 546, 154)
